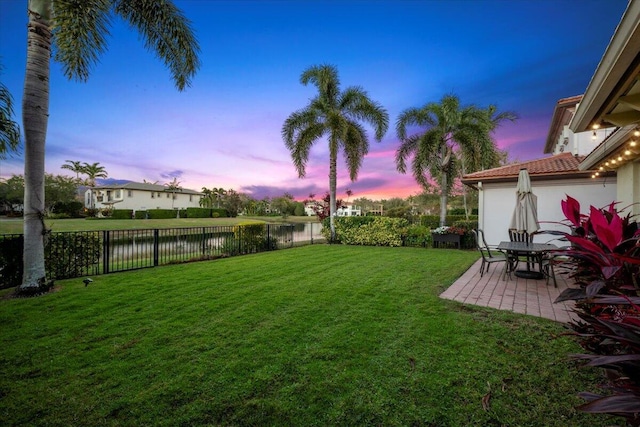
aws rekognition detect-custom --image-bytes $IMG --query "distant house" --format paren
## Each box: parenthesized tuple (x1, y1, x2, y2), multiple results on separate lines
(85, 182, 203, 212)
(304, 201, 323, 216)
(336, 203, 361, 217)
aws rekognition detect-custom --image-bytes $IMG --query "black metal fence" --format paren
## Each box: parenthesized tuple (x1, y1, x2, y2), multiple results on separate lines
(0, 223, 317, 288)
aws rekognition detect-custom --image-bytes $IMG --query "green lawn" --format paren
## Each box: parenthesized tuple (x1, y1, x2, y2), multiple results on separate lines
(0, 215, 316, 234)
(0, 245, 610, 426)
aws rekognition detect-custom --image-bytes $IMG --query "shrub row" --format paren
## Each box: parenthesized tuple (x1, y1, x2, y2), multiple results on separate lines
(420, 215, 478, 228)
(322, 216, 477, 249)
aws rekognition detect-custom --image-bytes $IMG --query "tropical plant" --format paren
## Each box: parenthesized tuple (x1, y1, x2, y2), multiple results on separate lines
(164, 177, 182, 209)
(554, 195, 640, 425)
(395, 94, 515, 226)
(0, 61, 20, 159)
(18, 0, 199, 295)
(282, 64, 389, 241)
(82, 162, 108, 187)
(60, 160, 85, 181)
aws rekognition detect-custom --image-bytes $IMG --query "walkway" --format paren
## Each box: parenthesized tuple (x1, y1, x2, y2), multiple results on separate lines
(440, 258, 577, 323)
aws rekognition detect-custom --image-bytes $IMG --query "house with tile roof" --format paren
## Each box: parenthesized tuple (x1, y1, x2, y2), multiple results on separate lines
(463, 1, 640, 246)
(85, 182, 203, 213)
(462, 153, 616, 246)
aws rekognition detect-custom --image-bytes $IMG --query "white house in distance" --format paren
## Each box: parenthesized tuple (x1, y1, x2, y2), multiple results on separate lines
(336, 202, 361, 217)
(85, 182, 203, 212)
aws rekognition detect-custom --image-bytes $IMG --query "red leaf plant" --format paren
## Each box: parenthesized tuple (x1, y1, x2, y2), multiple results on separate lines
(554, 196, 640, 425)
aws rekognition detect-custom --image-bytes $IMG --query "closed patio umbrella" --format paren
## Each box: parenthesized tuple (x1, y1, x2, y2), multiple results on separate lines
(509, 168, 539, 234)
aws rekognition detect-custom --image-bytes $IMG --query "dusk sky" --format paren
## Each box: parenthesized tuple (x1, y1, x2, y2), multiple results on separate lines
(0, 0, 630, 200)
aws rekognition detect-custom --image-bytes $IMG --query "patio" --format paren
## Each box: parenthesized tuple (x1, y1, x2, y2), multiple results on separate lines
(440, 258, 577, 323)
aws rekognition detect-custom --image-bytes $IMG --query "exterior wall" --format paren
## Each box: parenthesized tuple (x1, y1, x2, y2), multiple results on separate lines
(551, 126, 610, 156)
(86, 188, 201, 211)
(478, 178, 617, 246)
(616, 160, 640, 217)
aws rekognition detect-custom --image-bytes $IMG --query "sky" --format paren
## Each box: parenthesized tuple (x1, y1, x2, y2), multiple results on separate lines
(0, 0, 631, 201)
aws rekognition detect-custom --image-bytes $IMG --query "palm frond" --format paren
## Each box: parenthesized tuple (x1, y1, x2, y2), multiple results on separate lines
(342, 120, 368, 181)
(114, 0, 200, 90)
(52, 0, 112, 82)
(300, 64, 340, 106)
(0, 75, 21, 159)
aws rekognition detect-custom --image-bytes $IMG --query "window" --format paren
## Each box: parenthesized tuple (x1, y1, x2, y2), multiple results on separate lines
(151, 192, 155, 199)
(127, 190, 133, 197)
(166, 193, 170, 199)
(189, 195, 193, 202)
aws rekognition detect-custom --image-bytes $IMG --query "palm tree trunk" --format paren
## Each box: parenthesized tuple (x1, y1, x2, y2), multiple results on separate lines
(329, 140, 338, 242)
(439, 172, 448, 227)
(20, 0, 52, 292)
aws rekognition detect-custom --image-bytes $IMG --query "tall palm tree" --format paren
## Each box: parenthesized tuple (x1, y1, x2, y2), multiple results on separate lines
(60, 160, 84, 181)
(82, 162, 108, 187)
(395, 94, 515, 227)
(19, 0, 200, 294)
(282, 64, 389, 241)
(0, 61, 20, 159)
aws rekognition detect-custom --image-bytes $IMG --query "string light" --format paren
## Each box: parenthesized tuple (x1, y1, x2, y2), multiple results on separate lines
(625, 150, 631, 156)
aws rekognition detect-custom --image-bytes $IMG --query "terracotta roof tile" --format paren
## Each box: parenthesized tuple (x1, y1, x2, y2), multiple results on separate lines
(462, 152, 590, 183)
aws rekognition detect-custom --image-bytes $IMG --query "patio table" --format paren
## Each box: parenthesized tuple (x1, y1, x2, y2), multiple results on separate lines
(496, 241, 557, 279)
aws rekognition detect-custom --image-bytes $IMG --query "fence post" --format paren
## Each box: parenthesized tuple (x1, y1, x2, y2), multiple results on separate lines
(102, 230, 109, 274)
(153, 229, 159, 266)
(201, 227, 206, 256)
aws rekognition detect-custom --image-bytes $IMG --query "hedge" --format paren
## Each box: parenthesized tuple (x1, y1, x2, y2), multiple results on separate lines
(323, 216, 408, 246)
(187, 207, 211, 218)
(111, 209, 133, 219)
(420, 214, 478, 228)
(134, 210, 147, 219)
(147, 209, 179, 219)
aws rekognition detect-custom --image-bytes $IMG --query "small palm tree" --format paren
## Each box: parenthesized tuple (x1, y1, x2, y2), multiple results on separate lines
(18, 0, 200, 294)
(0, 62, 20, 159)
(165, 177, 182, 209)
(282, 64, 389, 241)
(61, 160, 85, 182)
(395, 94, 515, 226)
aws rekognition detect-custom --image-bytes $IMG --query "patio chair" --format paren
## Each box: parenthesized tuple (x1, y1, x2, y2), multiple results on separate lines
(472, 229, 511, 279)
(508, 229, 535, 270)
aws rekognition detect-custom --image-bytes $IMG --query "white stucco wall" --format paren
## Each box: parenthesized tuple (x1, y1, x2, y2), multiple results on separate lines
(478, 178, 617, 246)
(86, 188, 201, 211)
(616, 160, 640, 217)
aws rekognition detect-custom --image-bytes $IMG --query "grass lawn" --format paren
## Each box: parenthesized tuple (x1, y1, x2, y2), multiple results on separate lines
(0, 215, 316, 234)
(0, 245, 610, 426)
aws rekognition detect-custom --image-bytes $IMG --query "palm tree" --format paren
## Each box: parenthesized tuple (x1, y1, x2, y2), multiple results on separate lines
(0, 61, 20, 159)
(165, 177, 182, 209)
(82, 162, 108, 187)
(60, 160, 85, 181)
(19, 0, 200, 294)
(395, 94, 515, 227)
(282, 64, 389, 241)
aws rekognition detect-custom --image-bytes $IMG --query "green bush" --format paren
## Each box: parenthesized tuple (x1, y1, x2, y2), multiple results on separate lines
(230, 223, 275, 254)
(147, 209, 178, 219)
(323, 216, 408, 246)
(404, 225, 432, 247)
(0, 235, 22, 289)
(111, 209, 133, 219)
(50, 200, 84, 218)
(420, 215, 478, 228)
(177, 209, 187, 218)
(46, 232, 101, 279)
(134, 210, 147, 219)
(212, 208, 228, 218)
(186, 207, 211, 218)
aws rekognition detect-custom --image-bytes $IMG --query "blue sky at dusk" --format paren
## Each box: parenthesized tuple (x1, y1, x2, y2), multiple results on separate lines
(0, 0, 630, 200)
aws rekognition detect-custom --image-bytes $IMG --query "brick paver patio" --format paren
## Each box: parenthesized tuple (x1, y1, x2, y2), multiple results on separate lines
(440, 258, 577, 323)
